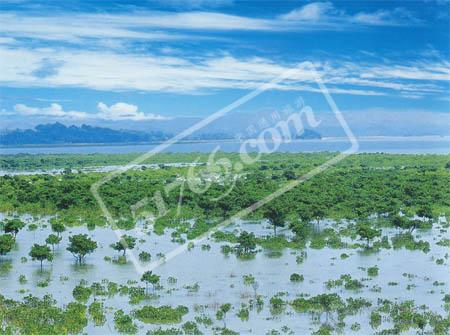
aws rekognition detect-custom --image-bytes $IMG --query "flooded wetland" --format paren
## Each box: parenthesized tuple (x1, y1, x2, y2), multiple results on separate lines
(0, 152, 449, 334)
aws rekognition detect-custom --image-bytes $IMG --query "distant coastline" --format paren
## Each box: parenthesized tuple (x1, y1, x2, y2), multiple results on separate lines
(321, 135, 450, 142)
(1, 135, 449, 149)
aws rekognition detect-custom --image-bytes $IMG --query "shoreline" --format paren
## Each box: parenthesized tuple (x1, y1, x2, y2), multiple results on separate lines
(1, 135, 450, 149)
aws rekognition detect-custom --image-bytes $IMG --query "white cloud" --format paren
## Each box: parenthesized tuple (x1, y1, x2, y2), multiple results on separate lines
(0, 4, 419, 46)
(353, 10, 394, 25)
(353, 8, 421, 25)
(280, 2, 334, 21)
(14, 103, 87, 119)
(0, 12, 274, 45)
(0, 13, 194, 43)
(280, 2, 418, 26)
(360, 62, 450, 81)
(0, 45, 446, 98)
(97, 102, 168, 121)
(8, 102, 168, 121)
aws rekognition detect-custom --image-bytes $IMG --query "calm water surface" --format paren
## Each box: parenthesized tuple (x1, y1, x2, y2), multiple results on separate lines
(0, 214, 448, 334)
(1, 138, 449, 155)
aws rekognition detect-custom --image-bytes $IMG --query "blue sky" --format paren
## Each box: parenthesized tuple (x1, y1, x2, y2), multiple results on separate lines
(0, 0, 449, 129)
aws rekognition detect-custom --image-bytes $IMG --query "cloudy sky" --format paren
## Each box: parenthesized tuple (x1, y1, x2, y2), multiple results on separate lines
(0, 0, 449, 129)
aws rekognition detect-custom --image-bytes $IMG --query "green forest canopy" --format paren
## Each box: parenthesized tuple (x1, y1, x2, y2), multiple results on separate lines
(0, 153, 448, 227)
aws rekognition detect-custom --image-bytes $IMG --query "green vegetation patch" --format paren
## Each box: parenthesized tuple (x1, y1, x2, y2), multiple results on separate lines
(133, 305, 189, 324)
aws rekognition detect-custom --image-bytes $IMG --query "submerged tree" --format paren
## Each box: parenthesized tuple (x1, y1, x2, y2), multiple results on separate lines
(243, 274, 259, 298)
(51, 221, 66, 237)
(67, 234, 97, 264)
(110, 235, 136, 259)
(141, 271, 160, 293)
(289, 220, 311, 242)
(416, 205, 433, 221)
(29, 244, 53, 270)
(356, 222, 381, 247)
(0, 234, 15, 259)
(316, 293, 343, 324)
(45, 234, 62, 252)
(264, 203, 286, 236)
(392, 215, 408, 230)
(236, 231, 257, 255)
(4, 219, 25, 239)
(311, 203, 326, 225)
(392, 215, 428, 233)
(216, 303, 231, 328)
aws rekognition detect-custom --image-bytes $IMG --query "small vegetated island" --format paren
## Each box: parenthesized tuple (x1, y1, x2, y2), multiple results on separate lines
(0, 152, 449, 334)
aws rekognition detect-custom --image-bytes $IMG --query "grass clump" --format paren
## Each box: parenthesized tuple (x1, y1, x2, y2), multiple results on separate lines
(133, 305, 189, 324)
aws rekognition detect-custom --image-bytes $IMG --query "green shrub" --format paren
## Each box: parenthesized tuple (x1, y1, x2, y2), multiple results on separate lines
(134, 305, 189, 324)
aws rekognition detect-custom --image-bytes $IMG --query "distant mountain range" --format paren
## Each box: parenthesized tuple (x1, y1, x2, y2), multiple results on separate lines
(296, 129, 322, 140)
(3, 109, 448, 139)
(0, 122, 321, 146)
(0, 123, 170, 146)
(3, 106, 447, 146)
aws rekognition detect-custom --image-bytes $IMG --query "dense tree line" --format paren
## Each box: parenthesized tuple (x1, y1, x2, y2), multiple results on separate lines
(0, 153, 448, 229)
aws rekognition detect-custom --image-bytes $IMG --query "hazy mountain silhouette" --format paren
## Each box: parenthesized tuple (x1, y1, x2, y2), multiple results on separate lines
(0, 121, 321, 146)
(0, 123, 171, 145)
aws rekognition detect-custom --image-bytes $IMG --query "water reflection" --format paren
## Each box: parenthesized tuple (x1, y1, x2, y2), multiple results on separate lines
(0, 214, 448, 334)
